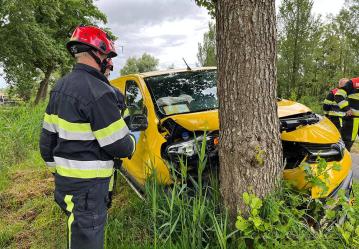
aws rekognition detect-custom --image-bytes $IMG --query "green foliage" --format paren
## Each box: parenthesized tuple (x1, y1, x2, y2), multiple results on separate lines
(1, 103, 359, 248)
(194, 0, 216, 18)
(278, 0, 359, 102)
(0, 0, 109, 102)
(277, 0, 322, 99)
(196, 0, 359, 111)
(120, 53, 159, 75)
(0, 104, 45, 171)
(197, 22, 216, 67)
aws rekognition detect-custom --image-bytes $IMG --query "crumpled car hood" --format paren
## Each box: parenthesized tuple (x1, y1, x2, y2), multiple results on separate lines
(277, 99, 312, 118)
(280, 117, 340, 144)
(160, 99, 314, 132)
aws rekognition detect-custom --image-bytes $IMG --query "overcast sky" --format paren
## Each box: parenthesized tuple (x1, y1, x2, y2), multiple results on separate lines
(0, 0, 346, 88)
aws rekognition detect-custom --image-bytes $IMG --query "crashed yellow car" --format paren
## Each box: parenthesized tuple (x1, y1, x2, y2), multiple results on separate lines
(111, 67, 352, 200)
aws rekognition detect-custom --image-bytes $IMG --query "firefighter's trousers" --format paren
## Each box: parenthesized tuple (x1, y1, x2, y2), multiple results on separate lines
(55, 181, 109, 249)
(341, 117, 359, 151)
(326, 115, 342, 131)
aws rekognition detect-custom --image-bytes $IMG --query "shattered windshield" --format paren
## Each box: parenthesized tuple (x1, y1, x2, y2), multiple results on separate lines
(145, 70, 218, 116)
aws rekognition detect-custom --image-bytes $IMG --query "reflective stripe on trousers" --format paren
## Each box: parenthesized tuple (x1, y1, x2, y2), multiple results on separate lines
(64, 195, 75, 249)
(55, 181, 110, 249)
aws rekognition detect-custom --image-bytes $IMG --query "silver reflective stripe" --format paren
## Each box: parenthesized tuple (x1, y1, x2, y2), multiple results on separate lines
(43, 122, 96, 141)
(43, 121, 57, 133)
(328, 111, 345, 117)
(338, 100, 348, 106)
(46, 161, 56, 168)
(58, 127, 95, 141)
(97, 126, 130, 147)
(54, 157, 114, 170)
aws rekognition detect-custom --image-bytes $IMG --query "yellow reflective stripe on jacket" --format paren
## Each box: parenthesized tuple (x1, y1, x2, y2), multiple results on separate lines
(336, 89, 347, 97)
(348, 93, 359, 100)
(93, 119, 127, 139)
(327, 111, 346, 117)
(44, 114, 92, 133)
(351, 109, 359, 116)
(123, 108, 130, 118)
(338, 100, 349, 109)
(93, 119, 129, 147)
(43, 114, 95, 141)
(54, 156, 114, 179)
(323, 99, 336, 105)
(56, 166, 113, 178)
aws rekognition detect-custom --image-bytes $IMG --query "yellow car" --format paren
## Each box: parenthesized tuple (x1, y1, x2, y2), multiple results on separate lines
(111, 67, 352, 200)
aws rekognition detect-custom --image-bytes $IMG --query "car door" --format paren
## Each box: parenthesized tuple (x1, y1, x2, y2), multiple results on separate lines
(122, 79, 150, 185)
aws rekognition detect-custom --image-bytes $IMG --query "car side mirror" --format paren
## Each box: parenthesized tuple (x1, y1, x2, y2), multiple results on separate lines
(126, 114, 148, 131)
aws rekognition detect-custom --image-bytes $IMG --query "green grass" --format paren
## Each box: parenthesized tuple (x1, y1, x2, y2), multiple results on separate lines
(1, 104, 359, 248)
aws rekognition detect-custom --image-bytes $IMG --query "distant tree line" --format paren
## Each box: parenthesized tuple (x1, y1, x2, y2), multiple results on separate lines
(120, 53, 159, 76)
(197, 0, 359, 106)
(0, 0, 111, 104)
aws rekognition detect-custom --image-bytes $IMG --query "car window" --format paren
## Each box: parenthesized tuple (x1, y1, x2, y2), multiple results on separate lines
(125, 80, 144, 115)
(144, 70, 218, 116)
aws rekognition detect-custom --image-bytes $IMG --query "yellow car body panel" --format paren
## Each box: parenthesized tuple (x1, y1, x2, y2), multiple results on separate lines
(281, 117, 340, 144)
(161, 110, 219, 131)
(278, 99, 311, 118)
(111, 75, 172, 186)
(111, 68, 351, 199)
(283, 150, 351, 198)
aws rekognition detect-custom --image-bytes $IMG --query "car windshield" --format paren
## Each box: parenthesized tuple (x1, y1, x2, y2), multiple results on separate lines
(145, 70, 218, 116)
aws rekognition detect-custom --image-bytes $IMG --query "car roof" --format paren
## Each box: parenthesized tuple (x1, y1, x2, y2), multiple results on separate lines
(138, 67, 217, 78)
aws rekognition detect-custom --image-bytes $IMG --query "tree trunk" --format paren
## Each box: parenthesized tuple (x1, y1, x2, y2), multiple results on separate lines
(216, 0, 283, 218)
(34, 66, 54, 105)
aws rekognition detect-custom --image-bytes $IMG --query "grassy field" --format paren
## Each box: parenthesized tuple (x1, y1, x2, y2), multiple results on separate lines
(1, 105, 359, 249)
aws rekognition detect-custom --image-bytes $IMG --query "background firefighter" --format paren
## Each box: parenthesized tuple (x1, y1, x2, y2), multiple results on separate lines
(334, 77, 359, 151)
(323, 79, 348, 130)
(39, 26, 136, 249)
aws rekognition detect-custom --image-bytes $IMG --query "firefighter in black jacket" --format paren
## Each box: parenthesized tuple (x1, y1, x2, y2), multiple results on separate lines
(323, 79, 347, 130)
(39, 26, 136, 249)
(335, 77, 359, 151)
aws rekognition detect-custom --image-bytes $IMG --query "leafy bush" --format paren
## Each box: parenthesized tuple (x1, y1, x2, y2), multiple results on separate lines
(141, 140, 359, 248)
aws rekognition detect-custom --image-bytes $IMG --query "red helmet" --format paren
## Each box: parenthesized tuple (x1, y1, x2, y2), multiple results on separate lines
(66, 26, 117, 58)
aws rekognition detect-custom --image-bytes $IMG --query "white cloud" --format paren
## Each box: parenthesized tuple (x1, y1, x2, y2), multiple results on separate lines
(0, 0, 348, 87)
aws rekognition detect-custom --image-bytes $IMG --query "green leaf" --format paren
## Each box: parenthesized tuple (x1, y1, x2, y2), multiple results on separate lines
(243, 192, 250, 205)
(325, 209, 336, 220)
(355, 226, 359, 237)
(250, 196, 263, 210)
(332, 163, 342, 171)
(235, 216, 250, 232)
(252, 217, 263, 228)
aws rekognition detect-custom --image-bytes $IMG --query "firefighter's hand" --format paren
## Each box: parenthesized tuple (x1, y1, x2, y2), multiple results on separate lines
(346, 109, 353, 116)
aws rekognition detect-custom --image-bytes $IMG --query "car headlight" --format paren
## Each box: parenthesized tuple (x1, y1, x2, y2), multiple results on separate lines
(166, 136, 210, 157)
(316, 114, 323, 121)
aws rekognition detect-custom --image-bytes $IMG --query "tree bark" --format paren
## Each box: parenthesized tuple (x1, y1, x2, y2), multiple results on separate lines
(34, 66, 54, 105)
(216, 0, 283, 218)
